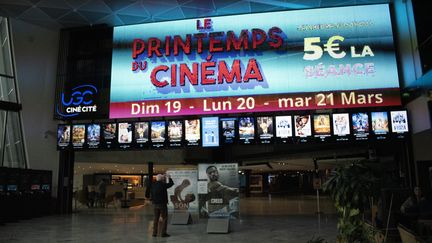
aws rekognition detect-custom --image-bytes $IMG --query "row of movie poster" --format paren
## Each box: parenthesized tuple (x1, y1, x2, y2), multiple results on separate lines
(57, 110, 409, 150)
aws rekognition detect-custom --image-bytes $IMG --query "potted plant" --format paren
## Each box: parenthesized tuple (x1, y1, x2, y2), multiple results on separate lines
(323, 161, 380, 243)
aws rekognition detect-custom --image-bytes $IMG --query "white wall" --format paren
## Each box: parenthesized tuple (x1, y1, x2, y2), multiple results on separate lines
(10, 19, 59, 197)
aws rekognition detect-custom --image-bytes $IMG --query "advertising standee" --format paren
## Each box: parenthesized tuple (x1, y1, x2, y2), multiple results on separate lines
(166, 170, 198, 212)
(198, 163, 239, 219)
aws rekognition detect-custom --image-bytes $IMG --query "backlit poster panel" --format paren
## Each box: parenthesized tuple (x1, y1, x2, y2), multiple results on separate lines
(294, 115, 311, 138)
(202, 117, 219, 147)
(167, 120, 183, 147)
(151, 121, 166, 148)
(275, 116, 292, 143)
(134, 121, 149, 147)
(221, 118, 236, 144)
(352, 112, 369, 140)
(111, 4, 401, 119)
(390, 111, 409, 133)
(167, 169, 198, 212)
(198, 163, 239, 219)
(185, 119, 200, 146)
(371, 111, 389, 140)
(313, 114, 331, 142)
(86, 124, 101, 149)
(102, 123, 117, 148)
(257, 116, 274, 144)
(332, 113, 350, 141)
(72, 125, 85, 149)
(391, 110, 409, 139)
(239, 117, 255, 144)
(118, 122, 133, 149)
(57, 125, 71, 149)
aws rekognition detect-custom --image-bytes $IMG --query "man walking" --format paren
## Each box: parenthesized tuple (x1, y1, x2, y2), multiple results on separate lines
(151, 173, 174, 237)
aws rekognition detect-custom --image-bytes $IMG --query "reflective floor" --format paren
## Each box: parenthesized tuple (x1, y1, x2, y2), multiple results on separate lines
(0, 195, 337, 243)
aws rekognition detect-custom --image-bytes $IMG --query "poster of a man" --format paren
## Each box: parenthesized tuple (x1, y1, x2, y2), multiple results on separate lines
(198, 164, 239, 219)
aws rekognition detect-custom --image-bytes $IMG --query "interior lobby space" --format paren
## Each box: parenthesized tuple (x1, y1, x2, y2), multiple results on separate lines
(1, 0, 432, 242)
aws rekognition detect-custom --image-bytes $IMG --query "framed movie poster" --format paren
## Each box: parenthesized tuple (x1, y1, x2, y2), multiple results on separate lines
(313, 114, 331, 142)
(57, 125, 71, 150)
(371, 111, 389, 140)
(257, 116, 274, 144)
(118, 122, 133, 149)
(351, 112, 369, 140)
(390, 110, 409, 139)
(202, 117, 219, 147)
(275, 116, 292, 144)
(332, 113, 350, 141)
(72, 125, 85, 149)
(198, 163, 239, 219)
(221, 118, 236, 144)
(185, 119, 200, 146)
(151, 121, 166, 148)
(238, 117, 255, 144)
(86, 124, 101, 149)
(102, 123, 117, 149)
(167, 120, 183, 147)
(134, 121, 149, 147)
(294, 115, 311, 143)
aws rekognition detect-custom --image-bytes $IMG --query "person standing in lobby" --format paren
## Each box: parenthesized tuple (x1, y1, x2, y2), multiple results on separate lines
(151, 173, 174, 237)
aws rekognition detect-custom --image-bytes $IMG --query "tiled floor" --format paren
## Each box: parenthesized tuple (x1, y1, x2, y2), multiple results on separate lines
(0, 195, 337, 243)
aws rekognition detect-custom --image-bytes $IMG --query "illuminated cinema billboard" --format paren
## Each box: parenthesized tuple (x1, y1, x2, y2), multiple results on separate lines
(110, 4, 400, 118)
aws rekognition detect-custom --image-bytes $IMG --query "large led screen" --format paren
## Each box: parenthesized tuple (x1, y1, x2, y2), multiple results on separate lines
(111, 4, 401, 118)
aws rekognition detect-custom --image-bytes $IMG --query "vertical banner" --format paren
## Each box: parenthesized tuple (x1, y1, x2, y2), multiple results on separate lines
(166, 170, 198, 212)
(198, 163, 239, 219)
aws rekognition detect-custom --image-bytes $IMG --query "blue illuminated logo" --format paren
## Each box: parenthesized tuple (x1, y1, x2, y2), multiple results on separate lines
(56, 84, 98, 118)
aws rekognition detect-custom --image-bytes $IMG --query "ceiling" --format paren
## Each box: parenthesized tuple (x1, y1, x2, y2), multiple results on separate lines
(0, 0, 390, 30)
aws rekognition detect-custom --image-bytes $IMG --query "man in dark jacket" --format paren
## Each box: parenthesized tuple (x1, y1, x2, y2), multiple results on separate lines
(151, 173, 174, 237)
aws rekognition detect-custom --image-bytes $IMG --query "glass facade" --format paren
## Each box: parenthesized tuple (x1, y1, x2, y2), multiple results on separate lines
(0, 17, 26, 168)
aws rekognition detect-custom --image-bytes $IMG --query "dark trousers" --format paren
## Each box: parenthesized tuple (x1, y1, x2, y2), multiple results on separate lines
(153, 205, 168, 235)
